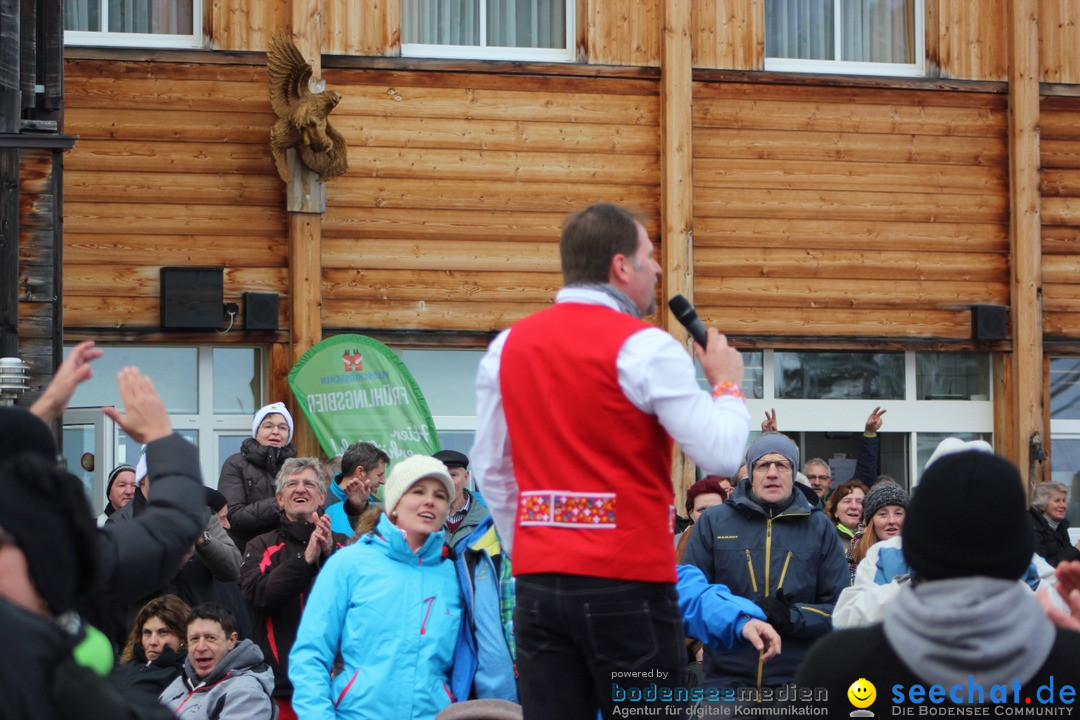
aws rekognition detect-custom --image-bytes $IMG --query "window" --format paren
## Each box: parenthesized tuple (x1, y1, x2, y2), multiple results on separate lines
(691, 349, 991, 490)
(394, 347, 485, 453)
(775, 351, 904, 400)
(64, 0, 202, 48)
(1049, 357, 1080, 526)
(402, 0, 574, 62)
(916, 352, 990, 401)
(765, 0, 924, 77)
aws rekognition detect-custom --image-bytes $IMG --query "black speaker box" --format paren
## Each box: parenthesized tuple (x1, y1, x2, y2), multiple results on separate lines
(244, 292, 280, 331)
(160, 267, 224, 329)
(971, 305, 1007, 341)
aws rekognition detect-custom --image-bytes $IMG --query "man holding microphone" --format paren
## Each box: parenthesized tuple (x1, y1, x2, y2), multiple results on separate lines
(471, 203, 762, 719)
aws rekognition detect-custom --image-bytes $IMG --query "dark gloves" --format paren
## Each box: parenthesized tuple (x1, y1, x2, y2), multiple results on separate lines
(754, 591, 794, 634)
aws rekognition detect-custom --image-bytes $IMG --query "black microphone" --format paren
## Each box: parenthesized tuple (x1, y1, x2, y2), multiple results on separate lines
(668, 294, 708, 348)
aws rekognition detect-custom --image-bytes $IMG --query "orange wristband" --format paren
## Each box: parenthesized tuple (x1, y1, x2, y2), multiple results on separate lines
(712, 381, 745, 401)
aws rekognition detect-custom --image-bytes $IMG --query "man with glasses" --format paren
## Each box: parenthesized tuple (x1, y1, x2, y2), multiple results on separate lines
(803, 458, 834, 500)
(683, 432, 848, 704)
(241, 457, 347, 720)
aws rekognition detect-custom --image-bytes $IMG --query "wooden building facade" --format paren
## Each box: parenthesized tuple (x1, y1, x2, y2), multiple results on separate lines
(8, 0, 1080, 501)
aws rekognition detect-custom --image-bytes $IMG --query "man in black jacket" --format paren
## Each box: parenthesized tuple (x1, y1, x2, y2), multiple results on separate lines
(241, 456, 347, 719)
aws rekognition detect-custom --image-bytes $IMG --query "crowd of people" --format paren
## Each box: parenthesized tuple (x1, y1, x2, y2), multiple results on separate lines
(3, 203, 1080, 720)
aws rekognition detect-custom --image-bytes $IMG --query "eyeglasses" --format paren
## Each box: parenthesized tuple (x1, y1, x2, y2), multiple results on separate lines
(805, 474, 831, 481)
(283, 479, 321, 491)
(753, 460, 793, 473)
(260, 422, 290, 432)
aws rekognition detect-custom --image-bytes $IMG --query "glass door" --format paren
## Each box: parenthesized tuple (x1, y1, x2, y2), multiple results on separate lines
(62, 408, 112, 513)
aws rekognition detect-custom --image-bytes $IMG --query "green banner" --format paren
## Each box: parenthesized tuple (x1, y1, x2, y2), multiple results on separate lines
(287, 334, 441, 461)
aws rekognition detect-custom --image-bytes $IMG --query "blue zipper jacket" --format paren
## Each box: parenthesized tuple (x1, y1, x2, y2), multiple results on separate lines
(682, 479, 848, 689)
(289, 513, 463, 720)
(450, 515, 517, 703)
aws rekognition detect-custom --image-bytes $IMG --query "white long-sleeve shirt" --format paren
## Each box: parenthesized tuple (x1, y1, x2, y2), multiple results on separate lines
(470, 287, 751, 552)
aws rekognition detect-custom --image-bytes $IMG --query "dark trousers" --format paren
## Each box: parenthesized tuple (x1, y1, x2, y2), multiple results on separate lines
(514, 573, 687, 720)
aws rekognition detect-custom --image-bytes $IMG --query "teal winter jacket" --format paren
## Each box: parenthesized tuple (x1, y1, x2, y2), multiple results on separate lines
(289, 513, 463, 720)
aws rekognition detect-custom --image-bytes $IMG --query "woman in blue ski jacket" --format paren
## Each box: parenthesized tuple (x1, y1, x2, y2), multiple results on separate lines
(289, 455, 463, 720)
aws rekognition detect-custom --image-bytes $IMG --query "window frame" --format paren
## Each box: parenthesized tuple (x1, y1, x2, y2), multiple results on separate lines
(764, 0, 925, 78)
(64, 0, 203, 49)
(400, 0, 576, 63)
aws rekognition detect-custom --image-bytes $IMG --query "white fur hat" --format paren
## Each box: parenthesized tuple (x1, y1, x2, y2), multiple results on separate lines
(383, 454, 454, 515)
(252, 402, 294, 444)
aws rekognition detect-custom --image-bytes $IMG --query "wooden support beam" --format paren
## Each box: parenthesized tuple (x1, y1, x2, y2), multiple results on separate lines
(282, 0, 325, 458)
(661, 0, 695, 508)
(288, 211, 322, 457)
(1007, 0, 1044, 489)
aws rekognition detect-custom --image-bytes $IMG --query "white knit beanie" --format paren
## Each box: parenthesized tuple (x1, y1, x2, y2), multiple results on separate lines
(924, 437, 993, 471)
(383, 455, 454, 515)
(252, 402, 294, 444)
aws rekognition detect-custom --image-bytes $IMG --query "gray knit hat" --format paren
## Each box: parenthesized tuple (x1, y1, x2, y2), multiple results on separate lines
(861, 481, 908, 523)
(745, 432, 800, 474)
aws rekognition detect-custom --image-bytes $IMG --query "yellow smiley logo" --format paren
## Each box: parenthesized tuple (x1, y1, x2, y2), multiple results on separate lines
(847, 678, 876, 709)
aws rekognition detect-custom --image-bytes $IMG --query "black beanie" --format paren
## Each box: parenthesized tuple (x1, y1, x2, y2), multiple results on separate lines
(0, 406, 58, 462)
(106, 464, 136, 501)
(903, 450, 1032, 582)
(0, 453, 98, 614)
(205, 487, 228, 513)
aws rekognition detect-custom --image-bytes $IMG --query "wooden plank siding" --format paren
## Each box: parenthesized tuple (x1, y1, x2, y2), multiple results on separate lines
(1040, 0, 1080, 85)
(17, 149, 62, 399)
(692, 0, 763, 70)
(691, 81, 1009, 340)
(1041, 95, 1080, 339)
(933, 0, 1009, 82)
(63, 59, 288, 332)
(318, 66, 660, 333)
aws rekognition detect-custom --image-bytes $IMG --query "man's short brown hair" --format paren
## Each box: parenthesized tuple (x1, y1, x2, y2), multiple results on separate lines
(560, 203, 642, 285)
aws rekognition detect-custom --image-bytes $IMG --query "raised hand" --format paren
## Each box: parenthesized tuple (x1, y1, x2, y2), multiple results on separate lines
(102, 367, 172, 444)
(865, 406, 886, 434)
(30, 340, 104, 422)
(761, 409, 777, 433)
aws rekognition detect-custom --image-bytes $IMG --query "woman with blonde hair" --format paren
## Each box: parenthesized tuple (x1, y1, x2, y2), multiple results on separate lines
(113, 594, 191, 703)
(847, 482, 908, 579)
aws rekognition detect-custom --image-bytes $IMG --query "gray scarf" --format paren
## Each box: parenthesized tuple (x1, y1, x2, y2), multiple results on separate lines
(568, 283, 644, 319)
(883, 577, 1056, 688)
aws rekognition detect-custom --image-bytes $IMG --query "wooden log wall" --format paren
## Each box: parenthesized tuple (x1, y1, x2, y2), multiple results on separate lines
(317, 67, 661, 333)
(60, 58, 661, 338)
(62, 60, 289, 333)
(690, 81, 1010, 340)
(1041, 95, 1080, 340)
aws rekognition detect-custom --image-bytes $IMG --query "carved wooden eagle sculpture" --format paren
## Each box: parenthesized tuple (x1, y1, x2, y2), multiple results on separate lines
(267, 31, 348, 183)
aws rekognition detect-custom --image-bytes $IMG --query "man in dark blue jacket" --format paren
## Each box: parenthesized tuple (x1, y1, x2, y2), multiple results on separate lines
(683, 432, 848, 698)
